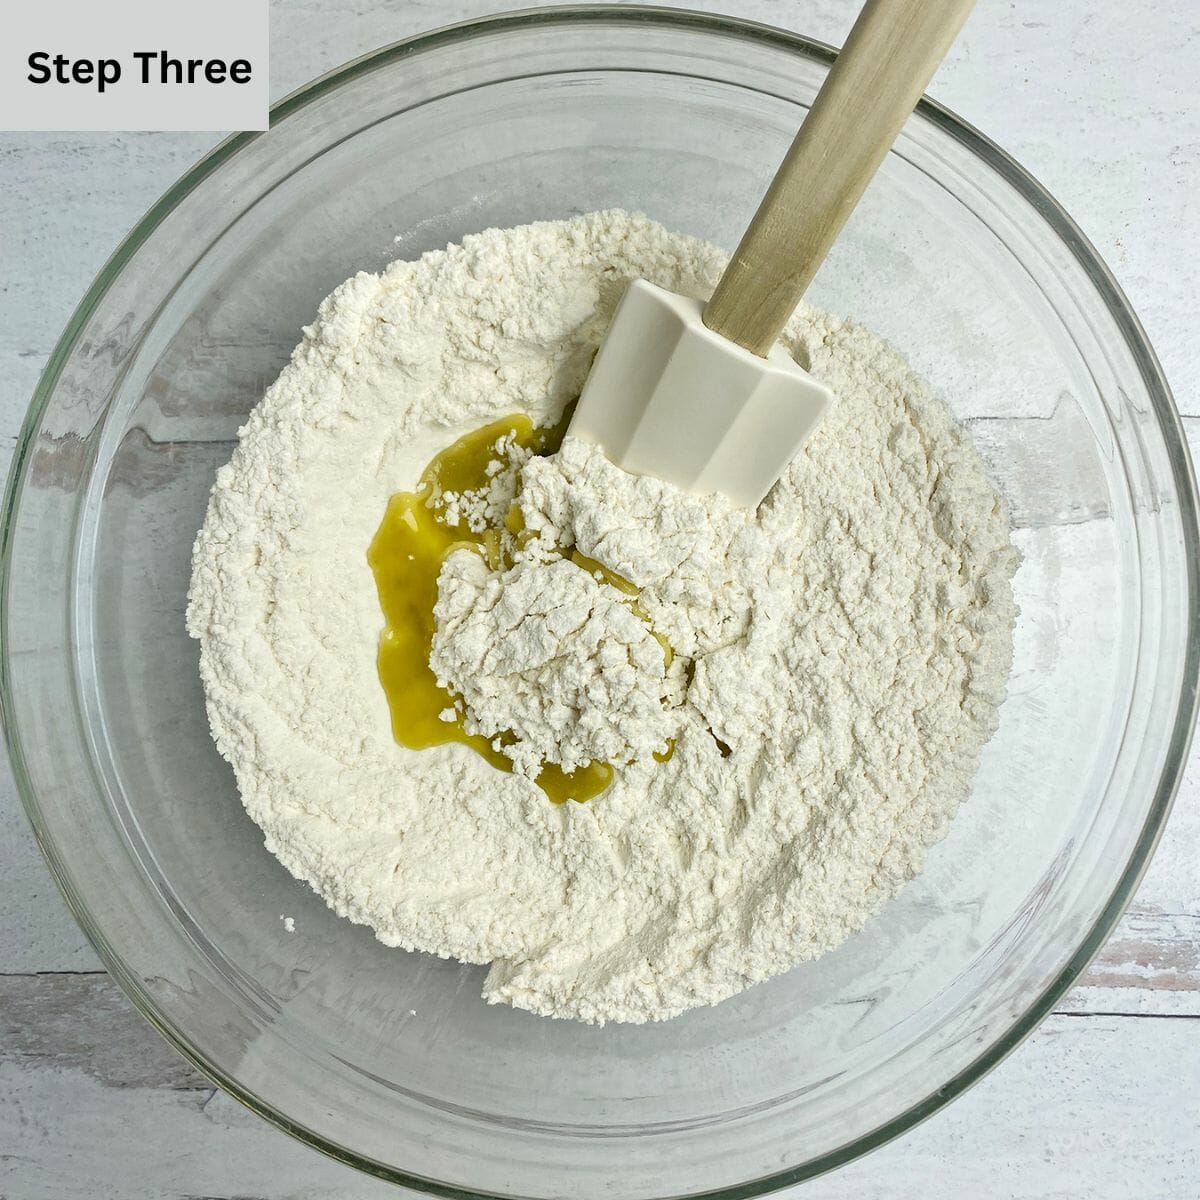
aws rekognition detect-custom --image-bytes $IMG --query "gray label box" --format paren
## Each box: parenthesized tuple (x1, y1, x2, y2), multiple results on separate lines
(1, 0, 268, 131)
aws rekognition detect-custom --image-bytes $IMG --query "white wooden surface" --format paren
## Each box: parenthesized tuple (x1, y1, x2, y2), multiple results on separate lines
(1, 1, 1197, 1196)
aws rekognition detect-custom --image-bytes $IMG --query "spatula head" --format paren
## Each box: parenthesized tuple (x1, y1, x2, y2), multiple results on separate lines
(569, 279, 833, 507)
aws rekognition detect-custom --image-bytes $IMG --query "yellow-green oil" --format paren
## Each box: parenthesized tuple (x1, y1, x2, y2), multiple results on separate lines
(367, 413, 615, 803)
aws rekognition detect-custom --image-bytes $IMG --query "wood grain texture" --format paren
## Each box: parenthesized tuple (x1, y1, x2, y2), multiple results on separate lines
(1, 977, 1196, 1200)
(1067, 910, 1200, 1015)
(0, 975, 207, 1091)
(1, 1, 1198, 1197)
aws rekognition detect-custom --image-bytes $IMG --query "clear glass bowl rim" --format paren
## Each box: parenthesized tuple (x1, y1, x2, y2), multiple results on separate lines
(2, 5, 1197, 1197)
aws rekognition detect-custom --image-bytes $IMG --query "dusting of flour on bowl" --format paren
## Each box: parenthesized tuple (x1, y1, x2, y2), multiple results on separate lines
(187, 211, 1018, 1025)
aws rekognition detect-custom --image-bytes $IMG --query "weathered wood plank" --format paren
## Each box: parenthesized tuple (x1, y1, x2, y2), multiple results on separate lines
(2, 947, 1196, 1129)
(0, 1006, 1195, 1200)
(815, 1013, 1200, 1200)
(1066, 909, 1200, 1016)
(0, 786, 102, 971)
(0, 974, 207, 1091)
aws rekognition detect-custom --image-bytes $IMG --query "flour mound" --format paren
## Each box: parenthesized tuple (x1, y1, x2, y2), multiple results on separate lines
(431, 549, 679, 775)
(187, 211, 1018, 1025)
(518, 438, 761, 657)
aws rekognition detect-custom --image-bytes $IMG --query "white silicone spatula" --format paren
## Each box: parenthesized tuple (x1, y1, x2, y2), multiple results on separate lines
(569, 0, 976, 506)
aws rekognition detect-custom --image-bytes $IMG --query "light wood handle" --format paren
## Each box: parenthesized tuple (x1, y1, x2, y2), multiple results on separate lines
(704, 0, 976, 356)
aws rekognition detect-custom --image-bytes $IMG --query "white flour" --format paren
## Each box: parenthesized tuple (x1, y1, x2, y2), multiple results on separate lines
(432, 550, 684, 777)
(519, 437, 763, 658)
(188, 211, 1018, 1025)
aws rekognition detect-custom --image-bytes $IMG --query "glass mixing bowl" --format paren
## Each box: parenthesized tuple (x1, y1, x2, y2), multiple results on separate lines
(3, 8, 1197, 1197)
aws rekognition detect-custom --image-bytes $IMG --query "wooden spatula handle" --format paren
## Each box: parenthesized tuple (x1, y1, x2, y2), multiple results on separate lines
(704, 0, 976, 357)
